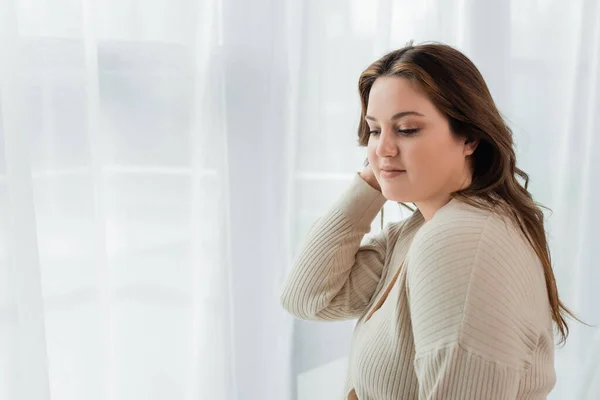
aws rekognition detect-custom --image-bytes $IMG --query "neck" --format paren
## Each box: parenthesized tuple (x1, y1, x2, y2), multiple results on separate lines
(416, 195, 453, 222)
(418, 171, 472, 221)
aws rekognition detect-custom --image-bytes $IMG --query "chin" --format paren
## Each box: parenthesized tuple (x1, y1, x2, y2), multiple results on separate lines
(381, 187, 414, 203)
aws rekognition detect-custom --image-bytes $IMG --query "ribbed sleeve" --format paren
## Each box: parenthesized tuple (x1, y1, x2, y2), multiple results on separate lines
(279, 172, 389, 320)
(414, 344, 521, 399)
(407, 210, 544, 399)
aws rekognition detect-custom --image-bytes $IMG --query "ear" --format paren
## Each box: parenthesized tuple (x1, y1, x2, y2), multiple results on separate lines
(463, 138, 479, 156)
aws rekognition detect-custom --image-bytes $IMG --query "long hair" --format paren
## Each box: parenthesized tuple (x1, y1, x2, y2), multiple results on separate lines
(357, 41, 577, 344)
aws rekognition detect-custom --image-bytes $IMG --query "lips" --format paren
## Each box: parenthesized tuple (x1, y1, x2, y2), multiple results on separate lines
(380, 167, 405, 172)
(380, 169, 406, 179)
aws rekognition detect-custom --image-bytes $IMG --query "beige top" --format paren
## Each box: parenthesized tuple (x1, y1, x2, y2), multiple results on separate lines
(280, 173, 556, 399)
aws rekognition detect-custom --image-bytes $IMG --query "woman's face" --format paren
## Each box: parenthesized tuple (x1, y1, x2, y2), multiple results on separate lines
(365, 76, 477, 205)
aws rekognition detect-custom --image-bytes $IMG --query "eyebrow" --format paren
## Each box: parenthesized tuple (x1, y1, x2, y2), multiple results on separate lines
(365, 111, 424, 122)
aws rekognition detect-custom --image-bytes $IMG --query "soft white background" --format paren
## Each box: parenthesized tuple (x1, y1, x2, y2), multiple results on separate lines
(0, 0, 598, 399)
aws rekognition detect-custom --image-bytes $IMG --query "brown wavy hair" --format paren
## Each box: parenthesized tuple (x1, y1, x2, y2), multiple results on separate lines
(357, 41, 578, 344)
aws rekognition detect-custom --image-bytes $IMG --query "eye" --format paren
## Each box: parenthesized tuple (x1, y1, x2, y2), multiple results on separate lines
(369, 130, 380, 136)
(398, 128, 419, 135)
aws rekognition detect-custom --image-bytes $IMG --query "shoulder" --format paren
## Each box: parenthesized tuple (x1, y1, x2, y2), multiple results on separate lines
(410, 198, 524, 257)
(407, 198, 540, 287)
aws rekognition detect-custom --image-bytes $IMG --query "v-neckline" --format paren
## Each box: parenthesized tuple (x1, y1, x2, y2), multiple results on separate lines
(363, 258, 405, 323)
(361, 207, 427, 324)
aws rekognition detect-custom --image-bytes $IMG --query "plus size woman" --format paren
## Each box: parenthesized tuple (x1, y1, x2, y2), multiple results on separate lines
(280, 42, 573, 400)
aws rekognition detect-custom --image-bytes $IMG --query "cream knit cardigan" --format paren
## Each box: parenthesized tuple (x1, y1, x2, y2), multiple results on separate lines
(280, 173, 556, 399)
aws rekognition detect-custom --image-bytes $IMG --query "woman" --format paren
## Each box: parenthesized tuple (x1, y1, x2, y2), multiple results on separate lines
(280, 42, 575, 399)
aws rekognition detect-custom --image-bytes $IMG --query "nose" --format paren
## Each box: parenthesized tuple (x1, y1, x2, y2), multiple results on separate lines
(376, 129, 398, 158)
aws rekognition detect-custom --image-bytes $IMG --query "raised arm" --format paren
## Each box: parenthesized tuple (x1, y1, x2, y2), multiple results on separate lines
(279, 172, 393, 321)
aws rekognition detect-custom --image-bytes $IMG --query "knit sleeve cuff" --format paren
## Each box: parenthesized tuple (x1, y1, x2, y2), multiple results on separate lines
(331, 172, 387, 231)
(414, 343, 523, 399)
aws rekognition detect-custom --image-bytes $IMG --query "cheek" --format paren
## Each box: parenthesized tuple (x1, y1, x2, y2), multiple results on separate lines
(403, 142, 433, 172)
(404, 140, 460, 178)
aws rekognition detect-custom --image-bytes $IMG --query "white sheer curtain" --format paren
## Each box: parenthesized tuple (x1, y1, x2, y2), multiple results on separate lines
(0, 0, 292, 399)
(0, 1, 598, 400)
